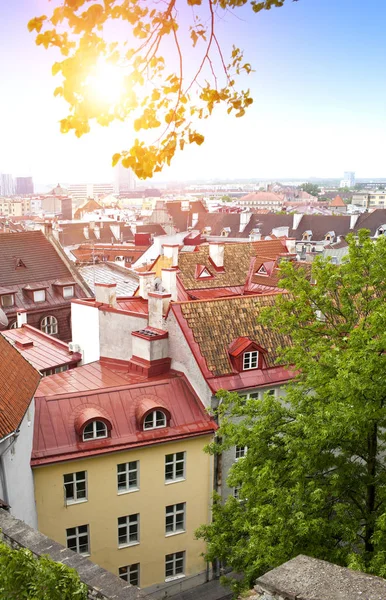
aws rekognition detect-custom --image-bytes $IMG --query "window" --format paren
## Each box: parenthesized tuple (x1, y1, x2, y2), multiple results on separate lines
(66, 525, 89, 555)
(165, 503, 186, 535)
(83, 420, 107, 441)
(117, 461, 139, 493)
(118, 514, 139, 546)
(64, 471, 87, 504)
(33, 289, 46, 302)
(8, 321, 17, 330)
(235, 446, 247, 460)
(165, 551, 185, 580)
(41, 315, 58, 335)
(233, 486, 241, 499)
(143, 410, 167, 430)
(63, 285, 75, 298)
(55, 365, 68, 374)
(119, 564, 140, 586)
(243, 351, 259, 370)
(165, 452, 185, 483)
(0, 294, 14, 308)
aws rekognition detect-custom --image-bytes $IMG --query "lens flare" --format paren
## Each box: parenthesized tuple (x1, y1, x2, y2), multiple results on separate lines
(87, 60, 125, 105)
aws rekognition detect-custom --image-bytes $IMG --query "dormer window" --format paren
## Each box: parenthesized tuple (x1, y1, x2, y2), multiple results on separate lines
(0, 293, 15, 308)
(220, 227, 231, 237)
(83, 420, 108, 441)
(33, 289, 46, 302)
(63, 285, 75, 298)
(143, 410, 167, 430)
(256, 264, 268, 276)
(243, 351, 259, 370)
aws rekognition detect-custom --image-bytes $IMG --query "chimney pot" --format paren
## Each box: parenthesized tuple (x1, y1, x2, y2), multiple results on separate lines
(94, 283, 117, 307)
(17, 310, 28, 328)
(163, 244, 179, 267)
(138, 271, 156, 299)
(161, 268, 178, 301)
(148, 291, 171, 329)
(209, 243, 225, 269)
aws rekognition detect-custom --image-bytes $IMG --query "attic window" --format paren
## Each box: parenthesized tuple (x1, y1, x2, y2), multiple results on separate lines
(202, 227, 211, 235)
(256, 264, 268, 276)
(63, 285, 75, 298)
(83, 420, 108, 441)
(15, 258, 26, 269)
(243, 351, 259, 370)
(199, 268, 212, 278)
(143, 410, 167, 430)
(220, 228, 231, 237)
(33, 290, 46, 303)
(0, 294, 14, 308)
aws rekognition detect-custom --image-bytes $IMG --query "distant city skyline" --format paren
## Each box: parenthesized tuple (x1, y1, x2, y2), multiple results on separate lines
(2, 1, 386, 183)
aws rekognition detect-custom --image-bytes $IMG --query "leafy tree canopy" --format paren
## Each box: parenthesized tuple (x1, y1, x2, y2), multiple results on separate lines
(28, 0, 290, 179)
(197, 230, 386, 595)
(0, 541, 88, 599)
(299, 182, 320, 197)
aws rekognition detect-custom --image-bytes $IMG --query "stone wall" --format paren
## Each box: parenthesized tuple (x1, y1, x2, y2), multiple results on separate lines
(0, 509, 142, 600)
(252, 554, 386, 600)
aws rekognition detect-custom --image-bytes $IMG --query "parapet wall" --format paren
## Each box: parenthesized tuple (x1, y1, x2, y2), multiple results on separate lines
(0, 509, 141, 600)
(253, 554, 386, 600)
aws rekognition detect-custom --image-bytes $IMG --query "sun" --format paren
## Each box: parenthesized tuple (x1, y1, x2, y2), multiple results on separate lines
(86, 59, 125, 105)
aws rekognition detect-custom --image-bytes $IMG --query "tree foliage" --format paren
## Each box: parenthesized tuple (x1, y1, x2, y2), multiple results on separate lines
(0, 541, 88, 599)
(28, 0, 290, 179)
(197, 231, 386, 594)
(299, 182, 320, 197)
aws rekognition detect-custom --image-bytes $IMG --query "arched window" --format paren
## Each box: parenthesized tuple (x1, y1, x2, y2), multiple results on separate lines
(8, 321, 17, 330)
(83, 420, 107, 441)
(143, 410, 167, 430)
(41, 315, 58, 335)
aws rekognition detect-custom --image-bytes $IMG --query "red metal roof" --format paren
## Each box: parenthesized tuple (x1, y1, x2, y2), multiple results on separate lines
(1, 325, 81, 372)
(32, 361, 216, 466)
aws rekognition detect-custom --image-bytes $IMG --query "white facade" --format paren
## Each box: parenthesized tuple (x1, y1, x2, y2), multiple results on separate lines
(71, 302, 101, 364)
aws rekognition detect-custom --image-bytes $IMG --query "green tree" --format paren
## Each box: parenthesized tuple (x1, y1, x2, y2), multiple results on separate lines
(299, 182, 320, 197)
(197, 230, 386, 594)
(0, 541, 88, 599)
(28, 0, 290, 179)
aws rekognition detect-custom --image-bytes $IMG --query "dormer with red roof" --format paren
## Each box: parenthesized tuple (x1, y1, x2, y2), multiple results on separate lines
(228, 336, 267, 372)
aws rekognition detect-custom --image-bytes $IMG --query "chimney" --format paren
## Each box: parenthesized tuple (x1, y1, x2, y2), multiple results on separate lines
(16, 309, 28, 328)
(209, 243, 225, 269)
(94, 226, 100, 239)
(350, 214, 359, 229)
(94, 283, 117, 307)
(239, 211, 252, 233)
(285, 238, 296, 254)
(292, 213, 303, 230)
(110, 223, 121, 241)
(138, 271, 156, 299)
(89, 221, 95, 230)
(42, 221, 53, 237)
(114, 256, 126, 268)
(83, 226, 89, 239)
(129, 328, 171, 377)
(148, 291, 171, 329)
(163, 244, 179, 267)
(161, 268, 178, 301)
(192, 212, 199, 228)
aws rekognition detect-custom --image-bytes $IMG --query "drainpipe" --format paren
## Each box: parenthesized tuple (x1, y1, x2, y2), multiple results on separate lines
(0, 430, 20, 506)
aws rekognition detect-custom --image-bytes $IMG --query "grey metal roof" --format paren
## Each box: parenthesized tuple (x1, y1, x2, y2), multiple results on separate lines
(78, 263, 138, 297)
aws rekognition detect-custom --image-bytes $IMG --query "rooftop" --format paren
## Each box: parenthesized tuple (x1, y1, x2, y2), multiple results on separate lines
(78, 262, 139, 296)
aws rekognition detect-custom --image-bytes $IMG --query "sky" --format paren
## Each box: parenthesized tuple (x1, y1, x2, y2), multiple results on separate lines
(1, 0, 386, 184)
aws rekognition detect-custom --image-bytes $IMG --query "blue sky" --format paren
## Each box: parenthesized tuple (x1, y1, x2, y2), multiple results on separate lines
(1, 0, 386, 183)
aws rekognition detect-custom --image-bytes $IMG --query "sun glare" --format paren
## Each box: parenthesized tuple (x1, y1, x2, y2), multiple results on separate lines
(87, 60, 125, 105)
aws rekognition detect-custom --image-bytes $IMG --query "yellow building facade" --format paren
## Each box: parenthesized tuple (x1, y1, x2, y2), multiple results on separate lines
(33, 435, 213, 591)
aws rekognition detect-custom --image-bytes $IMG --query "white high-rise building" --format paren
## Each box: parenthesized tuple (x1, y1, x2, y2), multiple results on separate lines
(0, 174, 15, 196)
(113, 163, 135, 194)
(340, 171, 355, 188)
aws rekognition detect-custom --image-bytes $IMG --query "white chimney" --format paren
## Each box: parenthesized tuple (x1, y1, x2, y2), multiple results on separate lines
(94, 226, 100, 239)
(192, 212, 199, 228)
(285, 238, 296, 254)
(209, 243, 225, 269)
(239, 211, 252, 233)
(94, 283, 117, 307)
(138, 271, 156, 299)
(148, 291, 171, 329)
(83, 226, 89, 240)
(161, 268, 178, 301)
(129, 329, 171, 377)
(17, 310, 28, 328)
(114, 256, 126, 268)
(110, 223, 121, 241)
(350, 214, 359, 229)
(292, 213, 303, 230)
(163, 244, 179, 267)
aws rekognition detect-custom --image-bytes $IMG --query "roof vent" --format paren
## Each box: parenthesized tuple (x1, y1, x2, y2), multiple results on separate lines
(15, 258, 26, 269)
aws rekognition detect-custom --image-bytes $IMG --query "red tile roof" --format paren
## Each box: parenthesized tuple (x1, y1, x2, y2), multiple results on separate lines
(1, 325, 81, 372)
(32, 362, 216, 466)
(0, 335, 40, 439)
(329, 195, 346, 207)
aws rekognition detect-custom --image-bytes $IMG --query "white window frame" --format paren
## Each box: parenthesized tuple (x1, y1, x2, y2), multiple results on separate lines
(66, 525, 90, 556)
(118, 514, 140, 547)
(64, 471, 87, 504)
(63, 285, 75, 299)
(165, 452, 186, 483)
(119, 563, 140, 586)
(243, 351, 259, 370)
(33, 289, 46, 303)
(165, 502, 186, 536)
(143, 410, 167, 430)
(165, 551, 185, 581)
(235, 446, 247, 460)
(83, 420, 107, 441)
(117, 461, 139, 494)
(41, 315, 58, 335)
(0, 294, 14, 308)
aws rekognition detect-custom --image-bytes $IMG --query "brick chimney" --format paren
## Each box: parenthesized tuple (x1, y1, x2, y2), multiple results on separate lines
(163, 244, 179, 267)
(16, 309, 28, 328)
(128, 327, 171, 377)
(148, 291, 171, 329)
(209, 243, 225, 270)
(138, 271, 156, 299)
(161, 268, 178, 301)
(94, 283, 117, 307)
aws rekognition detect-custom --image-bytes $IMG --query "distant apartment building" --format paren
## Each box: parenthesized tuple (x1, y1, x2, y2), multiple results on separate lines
(114, 163, 136, 194)
(0, 173, 15, 196)
(352, 191, 386, 208)
(236, 191, 285, 210)
(69, 183, 114, 201)
(340, 171, 355, 188)
(92, 182, 114, 197)
(0, 197, 31, 216)
(15, 176, 34, 195)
